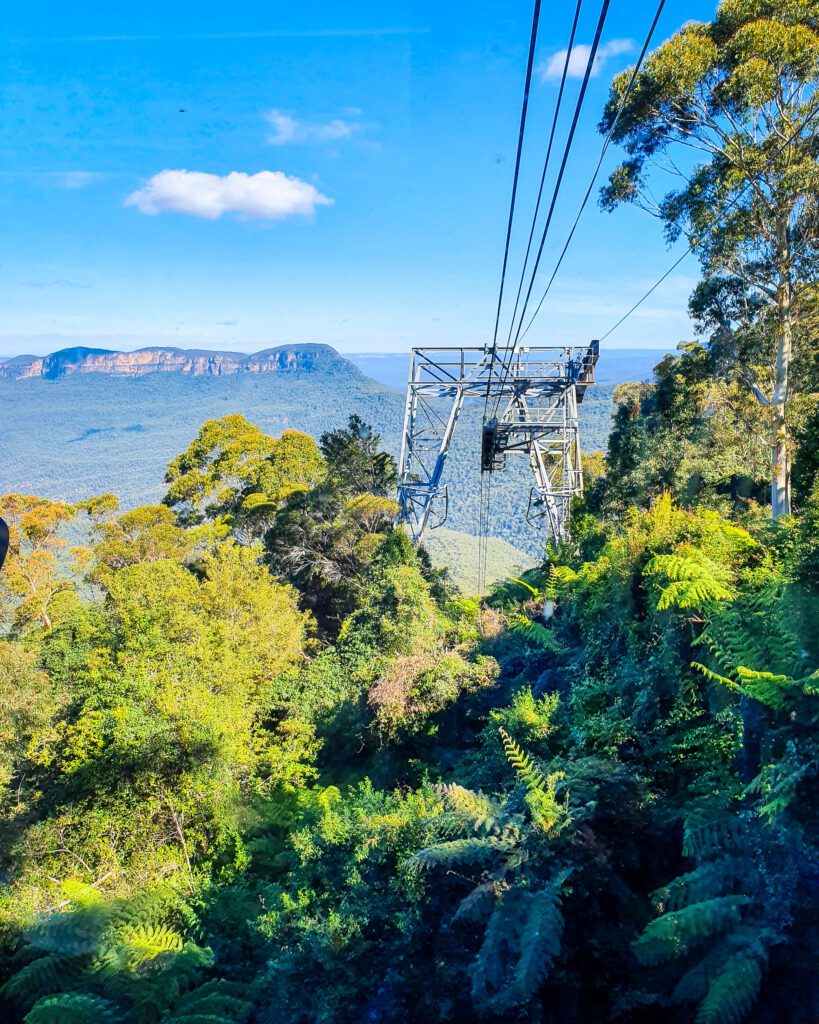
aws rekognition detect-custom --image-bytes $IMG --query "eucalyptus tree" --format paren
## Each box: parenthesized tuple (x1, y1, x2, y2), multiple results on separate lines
(601, 0, 819, 517)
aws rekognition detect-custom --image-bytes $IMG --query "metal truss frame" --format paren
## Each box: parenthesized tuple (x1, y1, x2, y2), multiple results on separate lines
(397, 341, 599, 545)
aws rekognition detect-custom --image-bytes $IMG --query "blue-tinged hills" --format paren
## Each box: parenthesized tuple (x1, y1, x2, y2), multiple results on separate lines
(0, 343, 363, 380)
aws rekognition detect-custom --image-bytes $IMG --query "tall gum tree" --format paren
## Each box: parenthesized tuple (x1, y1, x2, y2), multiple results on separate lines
(600, 0, 819, 517)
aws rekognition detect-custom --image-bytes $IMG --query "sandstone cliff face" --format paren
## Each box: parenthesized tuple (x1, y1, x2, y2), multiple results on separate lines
(0, 344, 361, 380)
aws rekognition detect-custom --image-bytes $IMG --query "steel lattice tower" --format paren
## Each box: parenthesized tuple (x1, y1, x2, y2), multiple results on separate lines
(397, 341, 599, 545)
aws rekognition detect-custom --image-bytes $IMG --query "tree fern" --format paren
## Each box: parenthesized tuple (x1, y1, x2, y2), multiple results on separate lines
(3, 955, 82, 1013)
(653, 858, 753, 914)
(696, 953, 762, 1024)
(644, 552, 735, 610)
(469, 884, 564, 1013)
(411, 837, 512, 870)
(633, 896, 750, 965)
(499, 728, 568, 834)
(24, 993, 119, 1024)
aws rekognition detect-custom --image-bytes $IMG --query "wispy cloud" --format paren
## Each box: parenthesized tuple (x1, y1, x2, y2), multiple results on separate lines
(21, 279, 91, 289)
(52, 171, 106, 190)
(216, 319, 239, 326)
(21, 27, 428, 44)
(539, 39, 634, 82)
(0, 170, 108, 189)
(125, 169, 332, 221)
(265, 109, 361, 146)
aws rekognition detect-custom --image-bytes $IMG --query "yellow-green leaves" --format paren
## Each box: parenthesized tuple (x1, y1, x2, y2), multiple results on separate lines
(163, 415, 326, 528)
(645, 549, 737, 609)
(646, 22, 719, 95)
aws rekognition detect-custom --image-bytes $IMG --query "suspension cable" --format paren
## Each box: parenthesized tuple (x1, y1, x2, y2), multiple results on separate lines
(479, 0, 544, 592)
(503, 0, 585, 351)
(517, 0, 666, 344)
(490, 0, 611, 422)
(507, 0, 611, 357)
(488, 0, 544, 366)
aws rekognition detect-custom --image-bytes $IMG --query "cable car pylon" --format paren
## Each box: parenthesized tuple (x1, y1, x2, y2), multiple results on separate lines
(397, 340, 599, 545)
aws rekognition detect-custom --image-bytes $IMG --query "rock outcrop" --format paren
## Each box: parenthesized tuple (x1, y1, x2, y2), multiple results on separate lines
(0, 344, 363, 380)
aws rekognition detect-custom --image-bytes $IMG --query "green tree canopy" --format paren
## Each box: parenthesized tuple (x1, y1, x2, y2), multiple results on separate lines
(163, 415, 326, 530)
(319, 413, 397, 497)
(602, 0, 819, 516)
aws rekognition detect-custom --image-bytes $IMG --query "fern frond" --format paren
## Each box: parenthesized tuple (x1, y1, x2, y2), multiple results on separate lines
(27, 908, 108, 959)
(633, 897, 750, 966)
(692, 662, 740, 691)
(512, 887, 564, 1003)
(452, 883, 498, 924)
(746, 745, 808, 823)
(2, 955, 82, 1012)
(682, 806, 745, 860)
(657, 578, 735, 609)
(470, 884, 564, 1013)
(653, 858, 754, 914)
(696, 953, 762, 1024)
(107, 888, 177, 932)
(411, 837, 512, 870)
(510, 578, 539, 598)
(103, 924, 184, 970)
(439, 784, 506, 835)
(24, 993, 118, 1024)
(507, 614, 556, 649)
(130, 943, 214, 1006)
(645, 553, 735, 609)
(734, 666, 796, 710)
(170, 978, 251, 1020)
(499, 728, 568, 834)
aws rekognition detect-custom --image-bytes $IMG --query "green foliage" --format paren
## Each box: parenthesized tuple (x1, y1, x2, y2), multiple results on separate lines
(164, 414, 326, 531)
(24, 993, 118, 1024)
(2, 885, 250, 1024)
(2, 367, 819, 1024)
(469, 884, 564, 1014)
(499, 728, 568, 834)
(601, 0, 819, 518)
(319, 414, 397, 498)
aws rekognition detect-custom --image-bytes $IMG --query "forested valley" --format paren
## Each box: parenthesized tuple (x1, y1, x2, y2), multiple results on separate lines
(1, 2, 819, 1022)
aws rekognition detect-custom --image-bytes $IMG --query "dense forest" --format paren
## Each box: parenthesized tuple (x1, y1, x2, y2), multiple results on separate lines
(0, 368, 616, 556)
(1, 1, 818, 1022)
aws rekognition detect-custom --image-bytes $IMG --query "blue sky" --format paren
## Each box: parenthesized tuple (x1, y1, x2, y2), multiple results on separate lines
(1, 0, 716, 358)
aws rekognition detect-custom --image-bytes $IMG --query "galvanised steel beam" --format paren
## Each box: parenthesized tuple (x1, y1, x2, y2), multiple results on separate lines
(397, 341, 599, 545)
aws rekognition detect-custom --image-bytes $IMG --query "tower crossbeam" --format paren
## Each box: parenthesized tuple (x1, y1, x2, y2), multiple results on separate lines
(397, 341, 599, 544)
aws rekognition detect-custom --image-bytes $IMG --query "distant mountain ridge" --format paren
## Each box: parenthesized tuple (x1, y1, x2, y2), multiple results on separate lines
(0, 343, 362, 380)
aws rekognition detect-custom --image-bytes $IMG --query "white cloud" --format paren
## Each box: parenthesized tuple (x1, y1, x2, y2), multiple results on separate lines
(54, 171, 106, 189)
(539, 38, 634, 81)
(265, 109, 360, 145)
(21, 278, 91, 289)
(124, 169, 332, 221)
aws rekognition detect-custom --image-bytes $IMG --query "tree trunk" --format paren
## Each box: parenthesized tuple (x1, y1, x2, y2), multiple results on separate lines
(771, 217, 793, 520)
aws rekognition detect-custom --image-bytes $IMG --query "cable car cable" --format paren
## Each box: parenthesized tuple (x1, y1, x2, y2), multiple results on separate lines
(516, 0, 667, 344)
